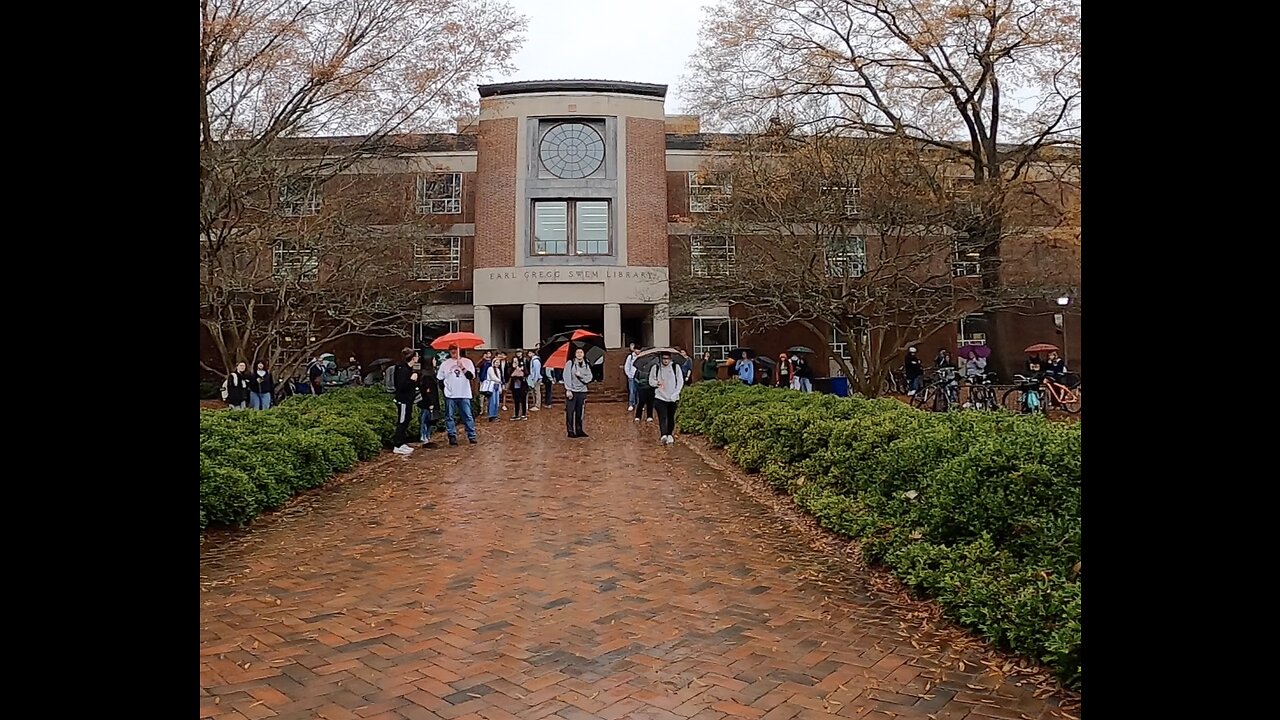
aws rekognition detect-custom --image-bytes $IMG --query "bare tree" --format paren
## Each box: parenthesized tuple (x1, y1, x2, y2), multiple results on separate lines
(682, 0, 1081, 354)
(200, 0, 526, 378)
(671, 132, 1078, 396)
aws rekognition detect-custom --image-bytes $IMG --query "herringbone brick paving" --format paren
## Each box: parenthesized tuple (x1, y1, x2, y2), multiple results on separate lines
(201, 403, 1072, 719)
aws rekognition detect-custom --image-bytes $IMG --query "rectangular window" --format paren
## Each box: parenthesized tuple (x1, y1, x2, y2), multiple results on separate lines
(690, 235, 735, 278)
(958, 313, 990, 346)
(272, 241, 320, 282)
(688, 171, 732, 213)
(413, 320, 460, 349)
(416, 173, 462, 214)
(952, 236, 982, 278)
(830, 318, 871, 371)
(531, 200, 610, 256)
(412, 236, 461, 281)
(824, 233, 866, 278)
(820, 183, 861, 217)
(278, 177, 321, 216)
(694, 317, 738, 360)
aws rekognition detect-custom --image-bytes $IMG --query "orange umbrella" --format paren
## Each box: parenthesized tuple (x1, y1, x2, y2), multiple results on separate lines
(543, 342, 573, 369)
(431, 331, 486, 350)
(1024, 343, 1059, 354)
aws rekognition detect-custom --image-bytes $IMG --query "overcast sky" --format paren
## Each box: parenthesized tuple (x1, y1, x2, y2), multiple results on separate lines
(492, 0, 712, 114)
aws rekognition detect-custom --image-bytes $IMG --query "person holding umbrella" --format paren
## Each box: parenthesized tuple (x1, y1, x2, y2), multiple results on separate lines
(391, 347, 419, 455)
(792, 353, 813, 392)
(634, 358, 656, 423)
(650, 351, 685, 445)
(564, 346, 593, 437)
(736, 350, 755, 385)
(436, 343, 478, 445)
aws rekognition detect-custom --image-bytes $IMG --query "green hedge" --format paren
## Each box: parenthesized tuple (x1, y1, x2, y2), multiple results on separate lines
(677, 382, 1081, 689)
(199, 388, 481, 531)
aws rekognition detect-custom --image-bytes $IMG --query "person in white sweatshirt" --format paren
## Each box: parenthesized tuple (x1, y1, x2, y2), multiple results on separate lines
(649, 351, 685, 445)
(623, 342, 639, 410)
(436, 344, 478, 445)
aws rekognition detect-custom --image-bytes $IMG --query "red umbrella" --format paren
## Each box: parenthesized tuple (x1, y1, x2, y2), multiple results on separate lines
(543, 343, 573, 369)
(1024, 343, 1059, 354)
(431, 331, 486, 350)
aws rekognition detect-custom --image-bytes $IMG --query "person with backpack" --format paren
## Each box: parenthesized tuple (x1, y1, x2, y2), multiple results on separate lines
(634, 359, 656, 423)
(564, 347, 593, 438)
(650, 351, 685, 445)
(223, 362, 250, 410)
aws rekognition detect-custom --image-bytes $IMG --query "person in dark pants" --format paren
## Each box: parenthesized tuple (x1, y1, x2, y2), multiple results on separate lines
(224, 361, 249, 409)
(391, 347, 419, 455)
(634, 363, 656, 423)
(650, 351, 685, 445)
(307, 357, 325, 395)
(904, 347, 924, 395)
(541, 360, 554, 408)
(417, 355, 439, 445)
(563, 347, 592, 438)
(509, 350, 529, 419)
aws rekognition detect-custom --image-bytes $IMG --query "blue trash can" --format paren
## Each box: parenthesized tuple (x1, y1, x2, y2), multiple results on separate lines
(830, 377, 849, 397)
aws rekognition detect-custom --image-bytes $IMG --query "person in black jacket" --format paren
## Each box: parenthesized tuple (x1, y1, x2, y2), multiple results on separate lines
(417, 355, 439, 445)
(225, 362, 249, 409)
(392, 347, 419, 455)
(248, 361, 275, 410)
(904, 347, 924, 396)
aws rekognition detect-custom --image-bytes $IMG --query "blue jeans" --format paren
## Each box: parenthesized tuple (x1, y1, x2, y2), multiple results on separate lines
(797, 378, 812, 393)
(250, 392, 272, 410)
(487, 388, 502, 418)
(419, 404, 433, 442)
(446, 397, 477, 440)
(907, 376, 922, 393)
(627, 376, 638, 406)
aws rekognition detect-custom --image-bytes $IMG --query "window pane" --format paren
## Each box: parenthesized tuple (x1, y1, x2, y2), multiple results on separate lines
(534, 202, 568, 255)
(575, 201, 609, 254)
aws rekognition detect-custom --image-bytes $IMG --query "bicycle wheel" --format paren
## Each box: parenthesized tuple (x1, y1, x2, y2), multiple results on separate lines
(1001, 388, 1029, 413)
(1059, 385, 1081, 413)
(911, 386, 933, 410)
(932, 387, 950, 412)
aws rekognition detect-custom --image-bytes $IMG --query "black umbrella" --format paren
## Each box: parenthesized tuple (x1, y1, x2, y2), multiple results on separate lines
(754, 356, 777, 368)
(728, 347, 756, 359)
(786, 345, 816, 354)
(367, 357, 394, 369)
(634, 347, 690, 378)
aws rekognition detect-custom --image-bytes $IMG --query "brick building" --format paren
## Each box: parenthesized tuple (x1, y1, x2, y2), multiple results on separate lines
(203, 80, 1080, 389)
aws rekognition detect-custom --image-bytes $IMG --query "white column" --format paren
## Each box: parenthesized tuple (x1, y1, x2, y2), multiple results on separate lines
(604, 303, 622, 349)
(652, 303, 670, 347)
(522, 303, 541, 350)
(473, 305, 492, 348)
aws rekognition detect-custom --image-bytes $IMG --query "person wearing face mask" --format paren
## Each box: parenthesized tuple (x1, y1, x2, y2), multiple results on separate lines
(650, 351, 685, 445)
(436, 344, 478, 445)
(224, 361, 250, 410)
(248, 361, 275, 410)
(564, 347, 593, 438)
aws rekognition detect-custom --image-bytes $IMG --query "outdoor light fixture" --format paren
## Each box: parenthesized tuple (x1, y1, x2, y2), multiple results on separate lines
(1056, 296, 1070, 306)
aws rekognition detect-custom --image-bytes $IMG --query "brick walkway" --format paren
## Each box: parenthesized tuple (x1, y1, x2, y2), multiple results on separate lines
(201, 403, 1072, 720)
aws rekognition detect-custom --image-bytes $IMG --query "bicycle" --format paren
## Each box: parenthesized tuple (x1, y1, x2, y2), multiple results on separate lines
(881, 368, 907, 395)
(962, 372, 1000, 411)
(910, 368, 959, 412)
(1001, 373, 1082, 415)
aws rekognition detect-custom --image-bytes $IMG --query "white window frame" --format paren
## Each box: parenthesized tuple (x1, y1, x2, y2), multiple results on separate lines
(958, 313, 989, 346)
(952, 236, 982, 278)
(820, 184, 861, 217)
(688, 171, 732, 213)
(824, 233, 866, 278)
(829, 321, 870, 365)
(413, 320, 460, 349)
(278, 177, 321, 216)
(272, 241, 320, 282)
(416, 173, 462, 215)
(412, 236, 462, 281)
(531, 199, 612, 256)
(691, 234, 735, 278)
(693, 316, 739, 361)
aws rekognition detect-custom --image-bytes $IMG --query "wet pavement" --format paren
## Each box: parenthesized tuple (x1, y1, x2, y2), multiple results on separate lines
(200, 402, 1071, 720)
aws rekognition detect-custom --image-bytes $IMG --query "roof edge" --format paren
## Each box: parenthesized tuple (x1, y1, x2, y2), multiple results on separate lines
(478, 80, 668, 99)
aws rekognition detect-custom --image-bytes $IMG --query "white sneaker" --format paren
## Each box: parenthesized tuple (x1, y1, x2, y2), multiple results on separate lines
(628, 405, 634, 411)
(659, 435, 669, 444)
(393, 445, 414, 455)
(646, 417, 654, 423)
(532, 406, 540, 411)
(502, 405, 507, 411)
(666, 435, 675, 444)
(634, 417, 640, 422)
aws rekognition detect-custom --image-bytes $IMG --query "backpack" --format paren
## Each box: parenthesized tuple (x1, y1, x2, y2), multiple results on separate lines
(219, 378, 229, 401)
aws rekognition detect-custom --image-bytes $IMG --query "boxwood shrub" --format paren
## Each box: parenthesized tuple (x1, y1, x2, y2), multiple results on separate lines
(199, 387, 480, 532)
(676, 381, 1081, 689)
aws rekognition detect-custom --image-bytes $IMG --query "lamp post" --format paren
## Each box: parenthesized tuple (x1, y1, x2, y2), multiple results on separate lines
(1055, 296, 1071, 366)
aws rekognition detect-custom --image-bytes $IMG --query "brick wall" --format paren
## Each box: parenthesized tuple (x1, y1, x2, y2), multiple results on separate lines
(474, 118, 517, 268)
(626, 118, 669, 267)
